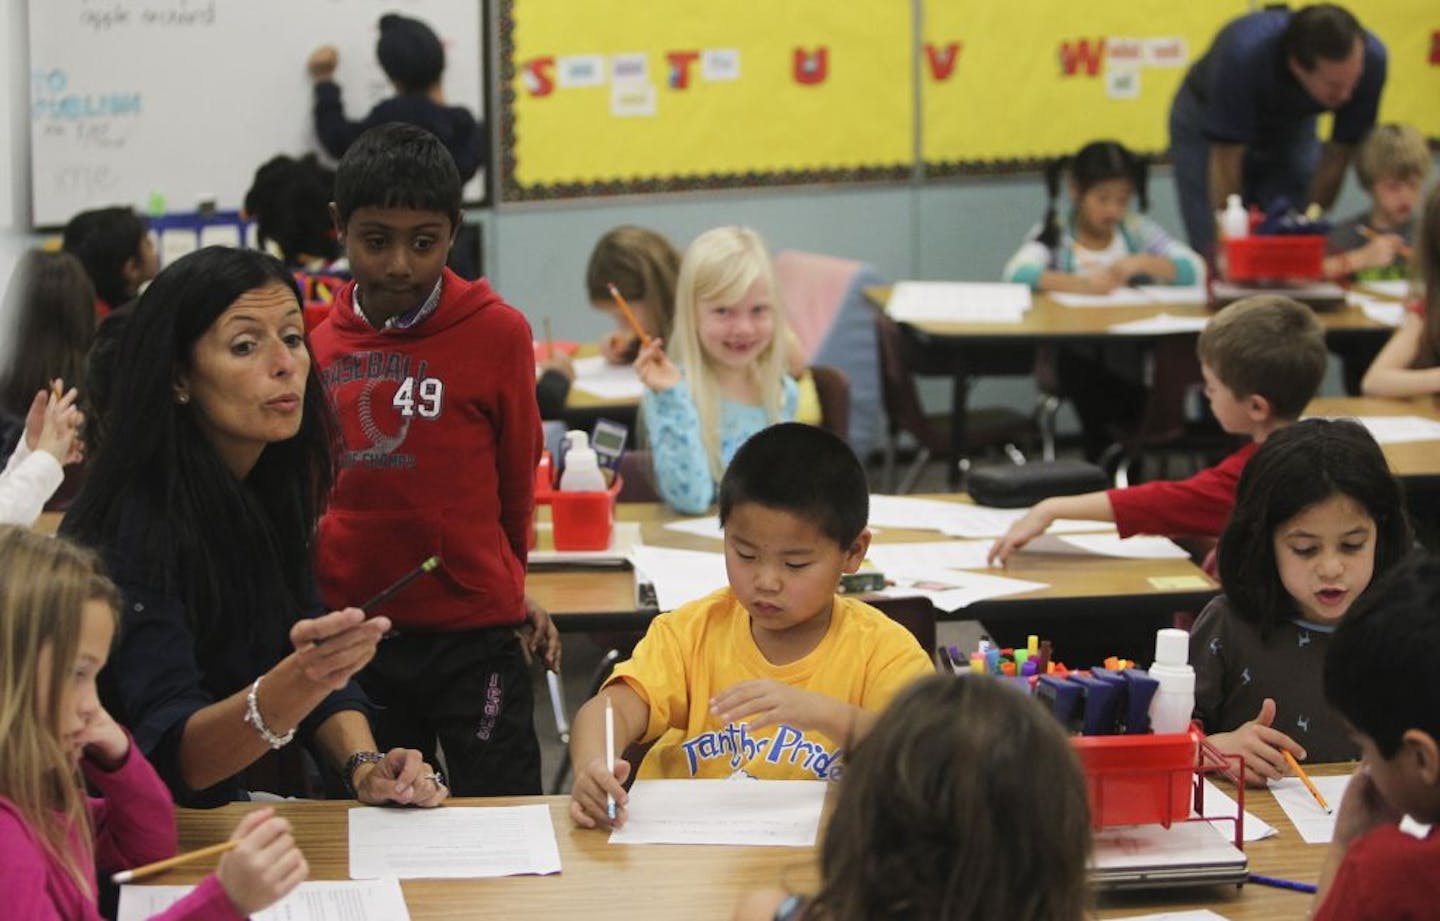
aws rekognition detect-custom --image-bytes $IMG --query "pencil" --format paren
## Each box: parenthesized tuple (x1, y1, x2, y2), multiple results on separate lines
(1282, 750, 1332, 814)
(604, 696, 617, 819)
(111, 840, 237, 884)
(361, 555, 442, 613)
(606, 283, 652, 348)
(1358, 224, 1413, 257)
(1247, 873, 1318, 894)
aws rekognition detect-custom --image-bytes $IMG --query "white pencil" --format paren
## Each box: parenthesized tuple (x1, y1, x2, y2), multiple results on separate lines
(547, 670, 570, 743)
(604, 697, 617, 820)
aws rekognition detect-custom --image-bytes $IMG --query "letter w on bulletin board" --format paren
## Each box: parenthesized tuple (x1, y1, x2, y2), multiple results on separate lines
(501, 0, 912, 200)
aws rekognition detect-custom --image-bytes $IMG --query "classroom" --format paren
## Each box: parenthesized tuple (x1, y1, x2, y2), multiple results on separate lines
(2, 2, 1439, 920)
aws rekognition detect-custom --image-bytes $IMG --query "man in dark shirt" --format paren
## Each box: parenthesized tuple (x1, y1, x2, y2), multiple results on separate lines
(1168, 4, 1387, 256)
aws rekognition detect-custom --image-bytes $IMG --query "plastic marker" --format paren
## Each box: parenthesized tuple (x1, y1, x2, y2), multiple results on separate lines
(1282, 751, 1332, 814)
(362, 555, 442, 613)
(606, 283, 652, 348)
(969, 653, 986, 674)
(604, 696, 617, 820)
(1247, 874, 1318, 894)
(1027, 634, 1039, 656)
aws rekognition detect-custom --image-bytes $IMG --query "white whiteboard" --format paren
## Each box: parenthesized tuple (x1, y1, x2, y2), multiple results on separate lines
(27, 0, 484, 227)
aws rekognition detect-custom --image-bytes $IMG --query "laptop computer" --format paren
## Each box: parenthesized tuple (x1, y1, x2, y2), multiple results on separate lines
(1091, 821, 1248, 890)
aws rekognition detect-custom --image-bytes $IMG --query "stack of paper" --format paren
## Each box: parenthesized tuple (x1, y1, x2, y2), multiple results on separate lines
(1343, 415, 1440, 446)
(529, 521, 642, 566)
(1107, 313, 1210, 335)
(1347, 291, 1406, 327)
(1023, 532, 1191, 560)
(348, 805, 562, 879)
(866, 495, 1104, 539)
(1051, 286, 1207, 308)
(120, 881, 410, 921)
(610, 779, 827, 846)
(570, 355, 645, 401)
(1194, 778, 1277, 842)
(629, 544, 728, 611)
(887, 281, 1031, 325)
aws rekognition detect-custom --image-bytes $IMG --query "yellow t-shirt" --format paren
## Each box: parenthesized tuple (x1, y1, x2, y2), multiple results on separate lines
(607, 587, 934, 781)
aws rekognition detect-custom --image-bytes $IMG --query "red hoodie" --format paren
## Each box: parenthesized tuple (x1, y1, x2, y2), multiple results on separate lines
(310, 269, 542, 632)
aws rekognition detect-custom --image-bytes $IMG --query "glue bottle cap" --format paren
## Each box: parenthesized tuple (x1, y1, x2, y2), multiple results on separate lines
(1154, 628, 1189, 667)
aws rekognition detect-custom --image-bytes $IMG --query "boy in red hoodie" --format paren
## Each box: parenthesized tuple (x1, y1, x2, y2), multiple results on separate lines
(310, 123, 552, 795)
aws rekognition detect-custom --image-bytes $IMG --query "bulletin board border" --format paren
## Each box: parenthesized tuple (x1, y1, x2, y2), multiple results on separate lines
(923, 149, 1170, 180)
(496, 0, 912, 203)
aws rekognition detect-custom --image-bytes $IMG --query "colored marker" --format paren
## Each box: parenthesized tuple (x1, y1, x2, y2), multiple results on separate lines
(969, 653, 986, 674)
(1282, 751, 1332, 814)
(606, 283, 652, 348)
(604, 696, 617, 820)
(1247, 874, 1317, 894)
(1027, 634, 1039, 656)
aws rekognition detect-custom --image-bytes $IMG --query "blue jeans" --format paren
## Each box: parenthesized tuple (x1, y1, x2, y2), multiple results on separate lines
(1168, 82, 1320, 258)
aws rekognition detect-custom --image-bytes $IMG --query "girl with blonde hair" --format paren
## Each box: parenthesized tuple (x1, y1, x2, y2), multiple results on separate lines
(0, 526, 306, 919)
(635, 226, 797, 514)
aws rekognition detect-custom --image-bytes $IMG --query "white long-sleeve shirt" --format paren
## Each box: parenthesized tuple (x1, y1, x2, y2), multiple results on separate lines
(0, 438, 63, 526)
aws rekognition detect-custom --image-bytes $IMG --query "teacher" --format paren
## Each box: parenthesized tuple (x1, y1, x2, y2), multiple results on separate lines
(63, 247, 448, 810)
(1169, 4, 1387, 256)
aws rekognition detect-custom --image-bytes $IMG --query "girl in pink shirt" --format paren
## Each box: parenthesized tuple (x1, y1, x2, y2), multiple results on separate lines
(0, 526, 307, 920)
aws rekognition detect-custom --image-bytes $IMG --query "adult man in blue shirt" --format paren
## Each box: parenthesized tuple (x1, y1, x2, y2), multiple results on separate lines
(1169, 4, 1387, 257)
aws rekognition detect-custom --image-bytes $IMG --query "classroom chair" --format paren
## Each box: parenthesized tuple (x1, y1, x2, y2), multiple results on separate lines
(870, 300, 1044, 493)
(616, 449, 661, 503)
(809, 364, 851, 442)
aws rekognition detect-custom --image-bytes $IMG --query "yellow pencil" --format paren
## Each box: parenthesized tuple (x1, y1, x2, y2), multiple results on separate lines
(1358, 224, 1413, 258)
(1282, 750, 1332, 815)
(606, 282, 652, 348)
(111, 840, 238, 884)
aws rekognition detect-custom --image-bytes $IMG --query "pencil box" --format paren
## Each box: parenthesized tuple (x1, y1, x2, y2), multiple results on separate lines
(966, 460, 1109, 508)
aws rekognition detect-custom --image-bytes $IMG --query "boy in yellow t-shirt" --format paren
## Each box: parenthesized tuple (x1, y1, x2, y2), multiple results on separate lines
(568, 423, 934, 829)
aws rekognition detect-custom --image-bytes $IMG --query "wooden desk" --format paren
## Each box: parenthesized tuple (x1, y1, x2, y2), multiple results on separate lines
(152, 768, 1350, 921)
(1308, 394, 1440, 481)
(527, 499, 1217, 644)
(865, 285, 1390, 485)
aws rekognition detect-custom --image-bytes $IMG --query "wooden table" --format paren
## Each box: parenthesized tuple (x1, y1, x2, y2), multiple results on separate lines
(1308, 394, 1440, 481)
(865, 285, 1391, 485)
(151, 767, 1350, 921)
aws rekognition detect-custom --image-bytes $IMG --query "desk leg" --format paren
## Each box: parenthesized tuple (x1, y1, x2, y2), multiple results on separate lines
(949, 374, 971, 489)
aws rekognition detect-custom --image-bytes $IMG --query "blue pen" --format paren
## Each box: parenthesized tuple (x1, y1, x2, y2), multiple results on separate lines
(1247, 874, 1317, 894)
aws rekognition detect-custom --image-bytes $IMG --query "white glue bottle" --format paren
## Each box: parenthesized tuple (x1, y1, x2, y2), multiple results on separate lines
(1147, 628, 1196, 734)
(1221, 194, 1249, 240)
(559, 431, 608, 492)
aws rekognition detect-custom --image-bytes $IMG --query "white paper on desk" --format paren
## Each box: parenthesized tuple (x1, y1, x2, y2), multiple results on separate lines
(1136, 285, 1209, 305)
(1359, 279, 1412, 300)
(570, 354, 646, 400)
(610, 779, 826, 846)
(864, 539, 995, 573)
(1270, 774, 1352, 843)
(663, 516, 726, 541)
(119, 880, 410, 921)
(1024, 532, 1190, 560)
(1097, 911, 1231, 921)
(629, 544, 728, 611)
(866, 495, 1103, 539)
(1348, 292, 1406, 327)
(1192, 778, 1277, 842)
(1051, 288, 1155, 308)
(1343, 415, 1440, 445)
(348, 804, 561, 879)
(1107, 313, 1209, 335)
(876, 566, 1048, 613)
(887, 281, 1030, 325)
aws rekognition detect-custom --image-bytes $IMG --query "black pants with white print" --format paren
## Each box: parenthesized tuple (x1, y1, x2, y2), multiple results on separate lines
(358, 625, 542, 796)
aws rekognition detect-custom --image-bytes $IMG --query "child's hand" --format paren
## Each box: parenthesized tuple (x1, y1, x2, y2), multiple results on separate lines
(1208, 698, 1307, 787)
(601, 330, 638, 365)
(78, 704, 131, 770)
(569, 755, 630, 829)
(352, 748, 449, 808)
(1332, 764, 1404, 848)
(1075, 269, 1123, 295)
(288, 608, 390, 690)
(710, 680, 830, 733)
(307, 46, 339, 81)
(520, 595, 562, 671)
(633, 338, 680, 392)
(987, 502, 1054, 566)
(1354, 234, 1404, 271)
(216, 808, 308, 916)
(27, 383, 85, 465)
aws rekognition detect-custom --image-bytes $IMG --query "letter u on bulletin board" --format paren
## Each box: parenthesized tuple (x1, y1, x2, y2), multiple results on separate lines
(501, 0, 914, 200)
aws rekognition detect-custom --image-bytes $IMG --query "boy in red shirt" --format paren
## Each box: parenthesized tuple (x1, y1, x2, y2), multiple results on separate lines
(1314, 555, 1440, 921)
(310, 123, 552, 795)
(989, 295, 1327, 565)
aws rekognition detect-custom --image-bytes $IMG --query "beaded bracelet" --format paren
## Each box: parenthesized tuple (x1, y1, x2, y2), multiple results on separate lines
(243, 675, 296, 750)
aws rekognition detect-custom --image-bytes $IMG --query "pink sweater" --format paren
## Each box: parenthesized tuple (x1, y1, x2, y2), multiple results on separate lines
(0, 743, 244, 920)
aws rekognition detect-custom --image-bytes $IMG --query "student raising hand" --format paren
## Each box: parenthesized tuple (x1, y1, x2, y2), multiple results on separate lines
(216, 808, 308, 916)
(633, 338, 680, 392)
(26, 381, 84, 466)
(1206, 697, 1307, 787)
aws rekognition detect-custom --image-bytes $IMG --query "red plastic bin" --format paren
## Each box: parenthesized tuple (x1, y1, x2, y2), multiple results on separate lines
(549, 476, 623, 551)
(1223, 235, 1326, 282)
(1073, 728, 1200, 828)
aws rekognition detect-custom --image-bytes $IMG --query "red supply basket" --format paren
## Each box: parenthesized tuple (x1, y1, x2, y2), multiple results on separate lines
(1222, 235, 1326, 282)
(549, 476, 623, 551)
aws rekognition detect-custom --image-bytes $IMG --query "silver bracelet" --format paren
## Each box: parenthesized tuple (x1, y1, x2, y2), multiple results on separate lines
(243, 676, 296, 750)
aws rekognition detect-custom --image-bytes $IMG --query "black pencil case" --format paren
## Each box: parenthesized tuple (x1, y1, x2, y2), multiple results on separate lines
(966, 460, 1109, 508)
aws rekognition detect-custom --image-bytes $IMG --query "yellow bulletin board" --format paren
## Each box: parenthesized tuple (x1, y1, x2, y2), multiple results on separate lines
(499, 1, 1439, 201)
(500, 0, 914, 200)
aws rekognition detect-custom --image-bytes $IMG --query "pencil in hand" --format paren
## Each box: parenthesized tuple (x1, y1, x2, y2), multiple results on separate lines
(606, 283, 652, 348)
(1357, 224, 1413, 258)
(112, 840, 238, 884)
(361, 555, 442, 613)
(1282, 750, 1332, 814)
